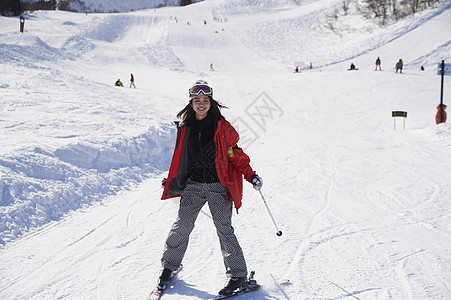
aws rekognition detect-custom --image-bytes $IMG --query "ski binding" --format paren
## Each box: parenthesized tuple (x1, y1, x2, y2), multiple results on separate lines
(146, 265, 182, 300)
(213, 271, 260, 299)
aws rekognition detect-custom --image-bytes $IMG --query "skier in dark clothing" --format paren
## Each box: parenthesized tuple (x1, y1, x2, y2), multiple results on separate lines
(130, 73, 136, 88)
(157, 80, 263, 296)
(375, 57, 381, 71)
(396, 59, 403, 73)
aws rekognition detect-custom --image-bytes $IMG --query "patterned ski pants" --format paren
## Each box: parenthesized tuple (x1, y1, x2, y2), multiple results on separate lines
(161, 180, 248, 278)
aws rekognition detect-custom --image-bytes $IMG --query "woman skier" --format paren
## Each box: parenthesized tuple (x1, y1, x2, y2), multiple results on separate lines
(157, 80, 263, 296)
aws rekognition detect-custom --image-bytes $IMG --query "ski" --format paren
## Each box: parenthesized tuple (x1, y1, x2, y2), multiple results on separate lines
(213, 271, 260, 299)
(146, 265, 183, 300)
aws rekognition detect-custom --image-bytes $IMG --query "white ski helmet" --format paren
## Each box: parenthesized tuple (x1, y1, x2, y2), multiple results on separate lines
(189, 80, 213, 100)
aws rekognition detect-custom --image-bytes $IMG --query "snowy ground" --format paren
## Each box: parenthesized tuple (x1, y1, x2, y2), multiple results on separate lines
(1, 0, 451, 299)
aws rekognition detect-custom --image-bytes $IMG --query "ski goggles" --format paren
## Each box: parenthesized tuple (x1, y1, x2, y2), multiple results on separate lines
(189, 84, 213, 98)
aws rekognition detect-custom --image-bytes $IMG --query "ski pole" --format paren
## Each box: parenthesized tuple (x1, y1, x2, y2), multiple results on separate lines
(258, 190, 283, 236)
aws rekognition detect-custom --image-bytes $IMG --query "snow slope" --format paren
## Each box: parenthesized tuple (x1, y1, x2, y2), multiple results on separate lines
(66, 0, 181, 13)
(25, 0, 184, 13)
(1, 0, 451, 299)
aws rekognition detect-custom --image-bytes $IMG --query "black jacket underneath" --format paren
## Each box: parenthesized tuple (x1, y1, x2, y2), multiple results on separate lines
(186, 114, 220, 183)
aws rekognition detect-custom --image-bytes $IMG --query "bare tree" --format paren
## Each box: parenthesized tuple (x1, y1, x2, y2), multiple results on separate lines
(342, 0, 351, 15)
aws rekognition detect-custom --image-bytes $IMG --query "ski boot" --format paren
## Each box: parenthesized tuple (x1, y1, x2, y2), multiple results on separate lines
(157, 268, 174, 290)
(218, 276, 247, 296)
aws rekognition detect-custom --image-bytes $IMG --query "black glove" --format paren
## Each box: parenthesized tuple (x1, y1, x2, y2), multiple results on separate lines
(251, 174, 263, 191)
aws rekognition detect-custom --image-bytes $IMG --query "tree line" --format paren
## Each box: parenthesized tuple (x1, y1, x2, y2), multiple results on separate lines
(327, 0, 444, 26)
(1, 0, 22, 16)
(1, 0, 193, 16)
(363, 0, 443, 25)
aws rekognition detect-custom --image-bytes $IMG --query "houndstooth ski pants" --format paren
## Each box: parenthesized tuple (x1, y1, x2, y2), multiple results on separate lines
(161, 180, 248, 278)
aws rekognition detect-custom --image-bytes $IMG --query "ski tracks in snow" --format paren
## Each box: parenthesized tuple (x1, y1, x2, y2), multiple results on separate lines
(265, 70, 451, 299)
(0, 177, 168, 299)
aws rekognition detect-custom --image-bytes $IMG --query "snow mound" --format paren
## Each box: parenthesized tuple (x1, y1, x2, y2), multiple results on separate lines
(0, 36, 60, 67)
(0, 126, 175, 245)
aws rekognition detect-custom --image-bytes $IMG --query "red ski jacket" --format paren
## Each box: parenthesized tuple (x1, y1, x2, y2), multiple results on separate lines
(161, 119, 255, 212)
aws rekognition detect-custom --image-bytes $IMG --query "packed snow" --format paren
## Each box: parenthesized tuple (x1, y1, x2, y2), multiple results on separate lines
(1, 0, 450, 299)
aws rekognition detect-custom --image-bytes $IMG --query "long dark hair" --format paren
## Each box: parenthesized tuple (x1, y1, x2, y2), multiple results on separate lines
(177, 96, 228, 125)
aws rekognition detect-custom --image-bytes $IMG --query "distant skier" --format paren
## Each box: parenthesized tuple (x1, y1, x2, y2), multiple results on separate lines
(395, 59, 403, 73)
(157, 80, 263, 297)
(210, 63, 215, 71)
(375, 57, 381, 71)
(295, 66, 299, 73)
(130, 73, 136, 88)
(115, 79, 123, 87)
(349, 63, 356, 70)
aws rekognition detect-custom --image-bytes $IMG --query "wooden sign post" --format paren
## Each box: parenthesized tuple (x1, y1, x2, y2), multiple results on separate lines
(392, 111, 407, 130)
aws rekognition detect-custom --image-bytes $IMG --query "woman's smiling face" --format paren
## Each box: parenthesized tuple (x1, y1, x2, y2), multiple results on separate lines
(191, 95, 211, 120)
